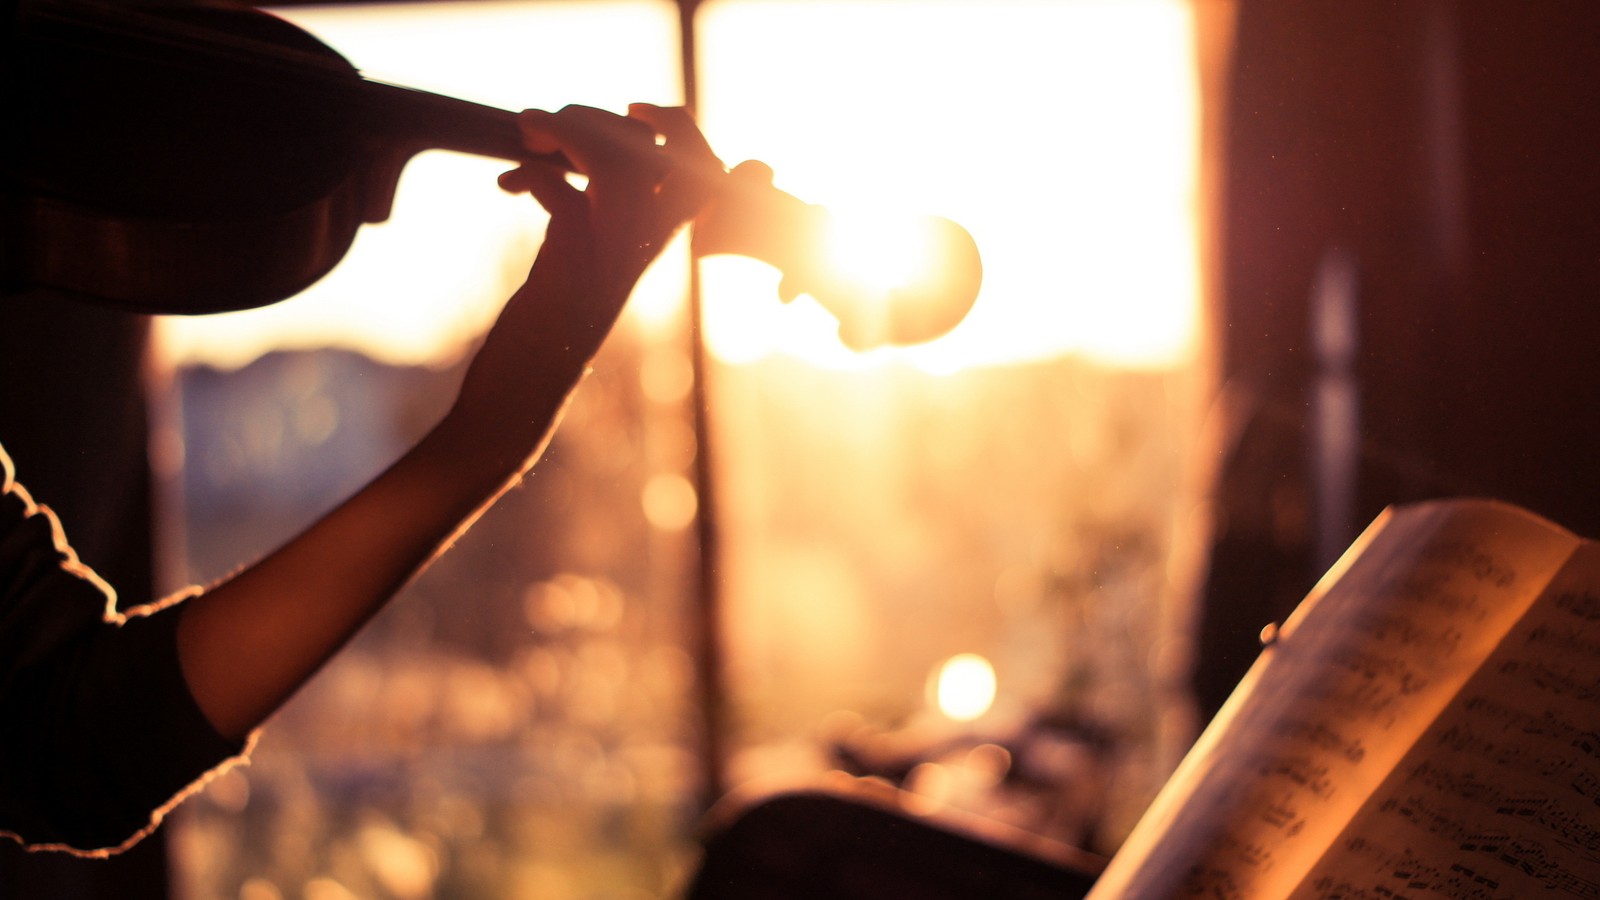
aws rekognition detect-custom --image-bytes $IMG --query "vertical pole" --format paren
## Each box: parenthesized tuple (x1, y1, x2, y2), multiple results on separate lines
(675, 0, 729, 814)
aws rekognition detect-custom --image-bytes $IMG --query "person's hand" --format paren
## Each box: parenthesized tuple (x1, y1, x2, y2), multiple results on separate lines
(500, 103, 720, 304)
(450, 104, 722, 468)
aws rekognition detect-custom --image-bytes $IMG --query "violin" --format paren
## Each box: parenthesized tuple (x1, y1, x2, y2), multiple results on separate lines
(3, 0, 981, 348)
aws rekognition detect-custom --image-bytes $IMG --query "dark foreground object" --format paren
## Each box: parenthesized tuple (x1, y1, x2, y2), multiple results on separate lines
(686, 781, 1102, 900)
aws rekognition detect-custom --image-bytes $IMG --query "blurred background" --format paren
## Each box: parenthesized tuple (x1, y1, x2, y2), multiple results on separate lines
(8, 0, 1600, 897)
(152, 1, 1209, 896)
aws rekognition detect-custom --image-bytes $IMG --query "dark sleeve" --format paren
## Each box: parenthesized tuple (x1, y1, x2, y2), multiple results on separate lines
(2, 450, 250, 855)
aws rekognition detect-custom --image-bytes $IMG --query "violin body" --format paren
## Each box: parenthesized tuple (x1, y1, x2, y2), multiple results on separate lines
(4, 0, 527, 314)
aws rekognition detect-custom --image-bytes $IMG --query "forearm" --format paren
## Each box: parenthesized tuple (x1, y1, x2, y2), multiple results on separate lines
(172, 103, 714, 743)
(175, 358, 583, 741)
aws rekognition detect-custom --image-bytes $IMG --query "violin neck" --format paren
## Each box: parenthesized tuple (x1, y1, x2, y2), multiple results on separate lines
(361, 80, 537, 165)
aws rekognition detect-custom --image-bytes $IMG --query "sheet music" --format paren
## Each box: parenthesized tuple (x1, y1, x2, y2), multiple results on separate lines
(1294, 543, 1600, 899)
(1088, 501, 1578, 899)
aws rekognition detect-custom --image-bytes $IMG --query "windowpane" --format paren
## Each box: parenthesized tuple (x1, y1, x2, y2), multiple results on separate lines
(159, 2, 1206, 895)
(162, 5, 696, 899)
(694, 0, 1202, 849)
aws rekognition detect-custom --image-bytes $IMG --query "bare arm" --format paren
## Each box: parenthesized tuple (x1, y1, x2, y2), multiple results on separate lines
(175, 104, 720, 740)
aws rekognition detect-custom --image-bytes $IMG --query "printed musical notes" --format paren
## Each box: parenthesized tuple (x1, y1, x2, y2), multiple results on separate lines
(1295, 532, 1600, 898)
(1086, 500, 1595, 900)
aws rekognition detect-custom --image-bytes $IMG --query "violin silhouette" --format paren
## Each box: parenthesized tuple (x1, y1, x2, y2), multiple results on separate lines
(4, 0, 981, 348)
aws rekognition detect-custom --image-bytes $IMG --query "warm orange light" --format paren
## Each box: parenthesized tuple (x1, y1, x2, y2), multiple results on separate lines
(641, 473, 698, 531)
(154, 1, 1197, 377)
(825, 208, 926, 295)
(697, 0, 1200, 372)
(933, 653, 997, 722)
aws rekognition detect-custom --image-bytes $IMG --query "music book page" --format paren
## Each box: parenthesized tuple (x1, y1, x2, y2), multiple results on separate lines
(1086, 500, 1587, 899)
(1294, 542, 1600, 899)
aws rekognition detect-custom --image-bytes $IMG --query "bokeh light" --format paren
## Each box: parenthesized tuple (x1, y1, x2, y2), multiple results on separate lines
(933, 653, 999, 722)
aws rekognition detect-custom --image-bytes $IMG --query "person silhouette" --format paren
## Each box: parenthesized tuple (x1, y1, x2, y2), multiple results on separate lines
(1, 102, 723, 854)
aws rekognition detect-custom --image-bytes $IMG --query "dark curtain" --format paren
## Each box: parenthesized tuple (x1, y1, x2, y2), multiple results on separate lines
(1195, 0, 1600, 717)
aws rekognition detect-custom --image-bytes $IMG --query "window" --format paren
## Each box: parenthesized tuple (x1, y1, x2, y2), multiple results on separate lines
(158, 2, 1203, 895)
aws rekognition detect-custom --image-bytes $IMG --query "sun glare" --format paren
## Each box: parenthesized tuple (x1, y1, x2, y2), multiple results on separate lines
(697, 0, 1200, 372)
(154, 0, 1198, 377)
(152, 0, 1203, 371)
(825, 208, 926, 295)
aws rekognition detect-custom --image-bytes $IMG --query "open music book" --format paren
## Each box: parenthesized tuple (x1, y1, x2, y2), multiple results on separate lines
(1087, 499, 1600, 899)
